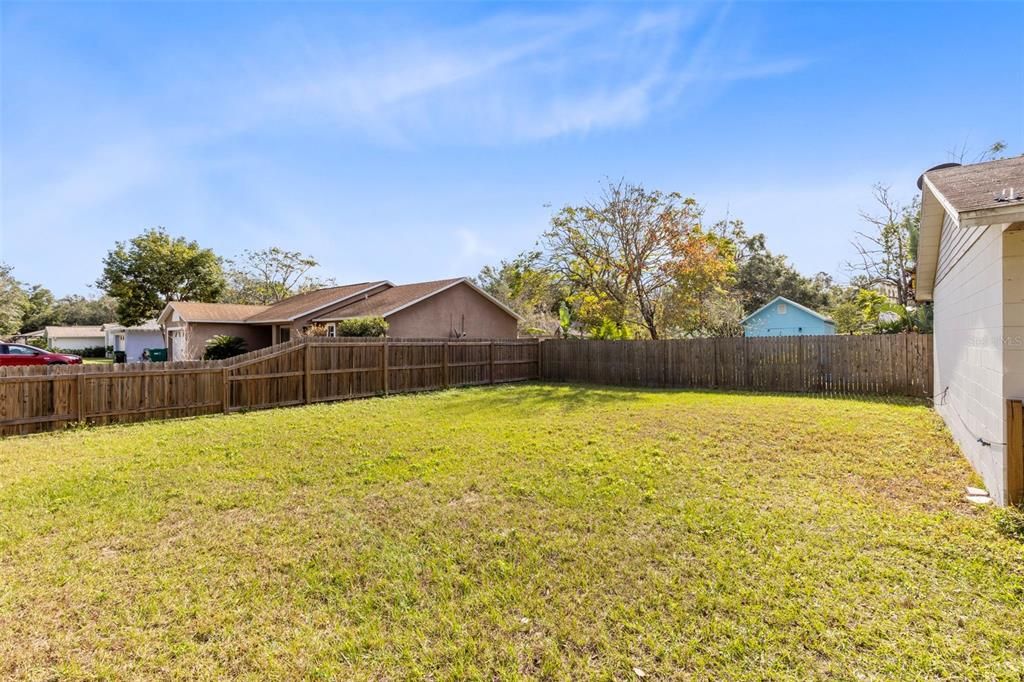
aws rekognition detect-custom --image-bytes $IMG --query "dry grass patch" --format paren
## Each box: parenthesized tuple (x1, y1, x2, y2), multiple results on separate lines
(1, 385, 1022, 680)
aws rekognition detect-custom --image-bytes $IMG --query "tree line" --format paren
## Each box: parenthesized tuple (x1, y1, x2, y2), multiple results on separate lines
(0, 229, 334, 334)
(476, 180, 926, 339)
(3, 138, 1011, 340)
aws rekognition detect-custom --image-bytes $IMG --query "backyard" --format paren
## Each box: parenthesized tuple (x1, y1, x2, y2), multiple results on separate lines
(1, 384, 1022, 680)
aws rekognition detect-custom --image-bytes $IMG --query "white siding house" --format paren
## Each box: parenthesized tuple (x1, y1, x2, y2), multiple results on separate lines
(103, 320, 164, 362)
(44, 326, 106, 351)
(916, 157, 1024, 505)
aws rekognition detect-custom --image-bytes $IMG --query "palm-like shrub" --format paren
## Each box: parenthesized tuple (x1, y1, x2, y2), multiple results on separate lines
(204, 335, 247, 360)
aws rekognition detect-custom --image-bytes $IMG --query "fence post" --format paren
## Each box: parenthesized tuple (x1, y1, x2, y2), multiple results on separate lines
(382, 337, 389, 396)
(76, 372, 86, 424)
(442, 341, 449, 389)
(1008, 400, 1024, 505)
(536, 338, 542, 379)
(489, 341, 495, 384)
(222, 366, 230, 413)
(304, 342, 312, 404)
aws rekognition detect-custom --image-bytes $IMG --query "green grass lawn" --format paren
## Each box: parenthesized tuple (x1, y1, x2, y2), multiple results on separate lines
(1, 385, 1022, 680)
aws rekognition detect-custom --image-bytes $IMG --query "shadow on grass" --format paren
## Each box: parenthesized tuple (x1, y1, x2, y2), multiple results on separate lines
(461, 381, 930, 409)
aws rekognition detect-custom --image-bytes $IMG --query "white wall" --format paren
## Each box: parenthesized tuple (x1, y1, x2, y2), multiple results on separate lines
(50, 336, 105, 351)
(932, 223, 1008, 502)
(1004, 226, 1024, 404)
(124, 331, 165, 363)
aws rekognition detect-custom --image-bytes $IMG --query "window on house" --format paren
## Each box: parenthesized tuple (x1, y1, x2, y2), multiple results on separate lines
(777, 303, 787, 314)
(327, 324, 336, 338)
(279, 327, 290, 343)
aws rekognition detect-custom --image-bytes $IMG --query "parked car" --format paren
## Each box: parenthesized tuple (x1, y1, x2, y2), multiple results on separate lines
(0, 344, 83, 366)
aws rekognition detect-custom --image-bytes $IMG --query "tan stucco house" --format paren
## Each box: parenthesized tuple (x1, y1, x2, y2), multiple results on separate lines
(157, 277, 521, 361)
(916, 156, 1024, 505)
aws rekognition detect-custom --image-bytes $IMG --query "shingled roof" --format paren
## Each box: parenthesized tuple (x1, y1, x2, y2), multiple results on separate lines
(44, 325, 105, 338)
(162, 301, 269, 323)
(157, 277, 522, 327)
(313, 278, 464, 320)
(246, 282, 387, 323)
(314, 278, 522, 322)
(921, 156, 1024, 214)
(916, 156, 1024, 302)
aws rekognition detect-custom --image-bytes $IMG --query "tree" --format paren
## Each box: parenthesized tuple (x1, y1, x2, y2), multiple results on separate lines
(0, 263, 26, 336)
(847, 186, 917, 308)
(476, 250, 566, 334)
(54, 295, 118, 326)
(97, 228, 225, 326)
(727, 223, 833, 314)
(19, 285, 56, 332)
(223, 247, 334, 305)
(543, 181, 733, 339)
(18, 288, 117, 332)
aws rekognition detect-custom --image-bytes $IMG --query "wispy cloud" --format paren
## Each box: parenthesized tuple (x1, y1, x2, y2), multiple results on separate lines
(203, 5, 808, 145)
(1, 3, 812, 292)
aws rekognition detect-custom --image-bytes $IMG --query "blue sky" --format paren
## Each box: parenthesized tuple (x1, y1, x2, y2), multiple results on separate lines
(2, 2, 1022, 297)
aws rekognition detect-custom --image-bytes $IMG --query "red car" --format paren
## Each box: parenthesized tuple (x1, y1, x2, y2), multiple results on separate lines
(0, 343, 83, 366)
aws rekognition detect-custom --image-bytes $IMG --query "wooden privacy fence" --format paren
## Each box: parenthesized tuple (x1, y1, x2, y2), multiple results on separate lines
(0, 337, 540, 436)
(1009, 399, 1024, 505)
(540, 334, 933, 397)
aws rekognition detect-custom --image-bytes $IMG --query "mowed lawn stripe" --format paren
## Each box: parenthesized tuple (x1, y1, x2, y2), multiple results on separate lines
(0, 385, 1022, 680)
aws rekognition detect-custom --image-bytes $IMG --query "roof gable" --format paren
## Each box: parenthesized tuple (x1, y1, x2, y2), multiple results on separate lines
(916, 156, 1024, 301)
(245, 281, 390, 323)
(740, 296, 833, 326)
(314, 278, 523, 322)
(158, 301, 270, 324)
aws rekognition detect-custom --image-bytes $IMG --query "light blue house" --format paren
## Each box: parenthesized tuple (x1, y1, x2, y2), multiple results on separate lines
(741, 296, 836, 337)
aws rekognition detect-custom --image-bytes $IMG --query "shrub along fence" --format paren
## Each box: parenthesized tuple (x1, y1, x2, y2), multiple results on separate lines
(540, 334, 933, 397)
(0, 337, 540, 436)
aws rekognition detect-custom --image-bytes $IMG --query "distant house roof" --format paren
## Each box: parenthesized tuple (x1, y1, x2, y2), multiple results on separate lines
(314, 278, 522, 322)
(916, 156, 1024, 302)
(159, 302, 270, 324)
(245, 281, 388, 323)
(103, 319, 161, 332)
(45, 325, 105, 338)
(157, 277, 523, 327)
(740, 296, 834, 326)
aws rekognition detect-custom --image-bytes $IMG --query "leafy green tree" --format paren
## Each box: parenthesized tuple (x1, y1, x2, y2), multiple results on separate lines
(98, 228, 225, 326)
(19, 285, 56, 332)
(18, 286, 117, 331)
(727, 223, 833, 315)
(53, 295, 118, 326)
(543, 181, 735, 339)
(588, 318, 632, 339)
(224, 247, 334, 304)
(0, 263, 26, 336)
(476, 250, 567, 334)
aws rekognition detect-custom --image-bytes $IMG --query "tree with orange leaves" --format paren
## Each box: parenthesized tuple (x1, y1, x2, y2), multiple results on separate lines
(543, 181, 735, 339)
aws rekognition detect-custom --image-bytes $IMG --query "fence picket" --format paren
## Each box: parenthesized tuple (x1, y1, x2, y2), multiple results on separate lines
(0, 336, 539, 436)
(540, 335, 931, 398)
